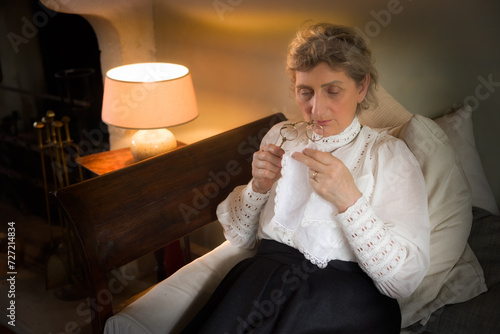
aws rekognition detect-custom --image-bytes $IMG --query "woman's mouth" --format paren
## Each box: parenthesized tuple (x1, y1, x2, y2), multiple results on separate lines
(313, 120, 331, 126)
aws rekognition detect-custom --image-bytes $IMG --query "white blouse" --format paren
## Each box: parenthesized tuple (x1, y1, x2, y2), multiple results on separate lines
(216, 117, 430, 299)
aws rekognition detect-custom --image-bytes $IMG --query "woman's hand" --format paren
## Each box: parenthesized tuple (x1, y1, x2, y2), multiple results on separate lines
(292, 148, 362, 213)
(252, 144, 285, 194)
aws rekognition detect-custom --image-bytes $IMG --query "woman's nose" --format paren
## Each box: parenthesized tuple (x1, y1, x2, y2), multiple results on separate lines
(311, 95, 324, 118)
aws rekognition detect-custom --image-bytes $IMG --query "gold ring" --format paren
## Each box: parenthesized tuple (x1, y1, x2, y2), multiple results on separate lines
(312, 170, 318, 182)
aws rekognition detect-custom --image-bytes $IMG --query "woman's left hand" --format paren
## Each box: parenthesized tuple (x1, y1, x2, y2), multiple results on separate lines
(292, 148, 362, 213)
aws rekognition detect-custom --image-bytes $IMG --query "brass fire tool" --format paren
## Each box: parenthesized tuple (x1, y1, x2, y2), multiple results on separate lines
(33, 110, 84, 295)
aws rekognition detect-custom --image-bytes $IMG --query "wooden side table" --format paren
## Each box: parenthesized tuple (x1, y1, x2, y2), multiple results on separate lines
(75, 147, 136, 176)
(75, 142, 186, 176)
(75, 142, 188, 281)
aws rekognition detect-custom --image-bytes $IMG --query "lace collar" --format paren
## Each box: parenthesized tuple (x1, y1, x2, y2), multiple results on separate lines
(313, 116, 362, 152)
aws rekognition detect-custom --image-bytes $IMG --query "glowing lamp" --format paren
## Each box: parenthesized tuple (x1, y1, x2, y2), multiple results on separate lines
(101, 63, 198, 161)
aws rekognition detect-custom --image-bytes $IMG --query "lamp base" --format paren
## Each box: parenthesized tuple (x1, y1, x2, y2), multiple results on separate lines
(130, 129, 177, 161)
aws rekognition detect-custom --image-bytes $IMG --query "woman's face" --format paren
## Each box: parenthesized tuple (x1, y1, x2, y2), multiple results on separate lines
(295, 62, 369, 137)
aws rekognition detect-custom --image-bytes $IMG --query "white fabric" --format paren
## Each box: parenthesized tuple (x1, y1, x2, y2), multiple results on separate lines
(104, 241, 256, 334)
(395, 115, 487, 327)
(434, 105, 499, 215)
(217, 117, 430, 299)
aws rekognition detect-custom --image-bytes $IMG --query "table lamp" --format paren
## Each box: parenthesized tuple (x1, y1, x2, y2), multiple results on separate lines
(101, 62, 198, 161)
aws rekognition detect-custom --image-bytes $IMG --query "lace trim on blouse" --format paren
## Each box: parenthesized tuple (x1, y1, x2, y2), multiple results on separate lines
(228, 182, 269, 238)
(338, 196, 407, 282)
(314, 116, 362, 152)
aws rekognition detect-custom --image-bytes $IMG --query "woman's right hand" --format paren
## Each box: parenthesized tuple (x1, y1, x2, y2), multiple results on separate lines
(251, 144, 284, 194)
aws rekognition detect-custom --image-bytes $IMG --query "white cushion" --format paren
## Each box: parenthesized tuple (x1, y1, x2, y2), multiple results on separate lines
(104, 241, 256, 334)
(362, 92, 487, 326)
(434, 105, 499, 215)
(395, 115, 487, 327)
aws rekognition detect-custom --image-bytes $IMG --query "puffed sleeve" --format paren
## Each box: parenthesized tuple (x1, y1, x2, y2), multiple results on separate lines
(337, 136, 430, 299)
(216, 121, 285, 248)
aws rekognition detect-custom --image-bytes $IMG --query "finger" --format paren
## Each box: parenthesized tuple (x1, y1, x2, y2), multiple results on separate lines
(301, 148, 335, 164)
(261, 144, 285, 157)
(254, 151, 283, 171)
(253, 158, 282, 175)
(291, 151, 323, 172)
(253, 166, 280, 180)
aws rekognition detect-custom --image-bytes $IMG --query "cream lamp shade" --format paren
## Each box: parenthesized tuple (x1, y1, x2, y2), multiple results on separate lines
(101, 63, 198, 161)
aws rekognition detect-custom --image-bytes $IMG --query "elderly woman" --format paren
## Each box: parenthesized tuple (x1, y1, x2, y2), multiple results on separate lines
(182, 23, 430, 334)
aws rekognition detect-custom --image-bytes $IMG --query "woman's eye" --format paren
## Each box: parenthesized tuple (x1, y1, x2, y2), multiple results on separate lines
(299, 89, 313, 98)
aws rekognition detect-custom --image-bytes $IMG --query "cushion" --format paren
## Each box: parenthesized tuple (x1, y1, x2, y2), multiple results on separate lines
(359, 85, 413, 129)
(423, 207, 500, 333)
(434, 105, 499, 215)
(104, 241, 256, 334)
(395, 115, 487, 328)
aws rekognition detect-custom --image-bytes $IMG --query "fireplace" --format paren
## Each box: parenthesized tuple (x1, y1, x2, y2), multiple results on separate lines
(0, 0, 105, 216)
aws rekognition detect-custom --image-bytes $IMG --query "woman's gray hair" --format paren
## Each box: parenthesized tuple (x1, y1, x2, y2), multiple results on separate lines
(286, 23, 378, 111)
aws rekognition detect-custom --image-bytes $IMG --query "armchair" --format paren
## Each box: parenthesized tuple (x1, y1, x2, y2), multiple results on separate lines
(51, 113, 286, 333)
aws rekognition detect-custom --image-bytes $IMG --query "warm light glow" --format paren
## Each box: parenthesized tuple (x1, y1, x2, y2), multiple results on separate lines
(106, 63, 189, 83)
(101, 63, 198, 129)
(101, 62, 198, 160)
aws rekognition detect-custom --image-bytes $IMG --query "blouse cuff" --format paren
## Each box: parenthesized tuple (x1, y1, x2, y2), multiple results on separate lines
(225, 181, 269, 239)
(243, 179, 270, 206)
(336, 195, 369, 222)
(336, 196, 406, 282)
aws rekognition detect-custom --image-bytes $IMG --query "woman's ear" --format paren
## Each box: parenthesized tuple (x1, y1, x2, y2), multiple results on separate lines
(357, 74, 370, 103)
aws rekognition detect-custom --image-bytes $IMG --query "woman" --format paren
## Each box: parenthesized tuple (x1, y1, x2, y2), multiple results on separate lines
(183, 23, 430, 334)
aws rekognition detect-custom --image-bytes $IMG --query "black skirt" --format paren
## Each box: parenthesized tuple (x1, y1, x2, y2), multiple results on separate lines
(182, 239, 401, 334)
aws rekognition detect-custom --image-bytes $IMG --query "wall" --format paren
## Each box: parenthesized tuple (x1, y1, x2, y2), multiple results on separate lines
(0, 1, 46, 130)
(41, 0, 500, 209)
(155, 0, 500, 210)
